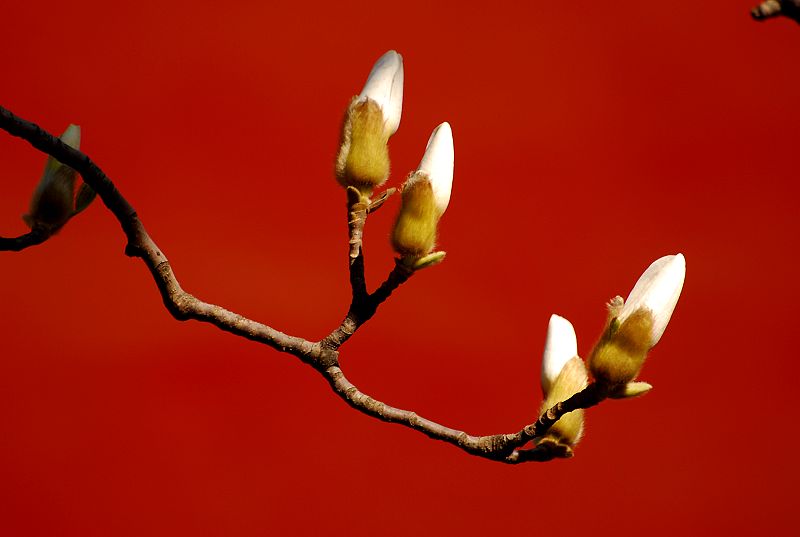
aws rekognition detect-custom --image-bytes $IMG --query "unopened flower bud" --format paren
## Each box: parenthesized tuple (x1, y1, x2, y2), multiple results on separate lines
(417, 122, 453, 215)
(391, 174, 438, 257)
(358, 50, 403, 137)
(391, 123, 454, 261)
(588, 254, 686, 386)
(336, 51, 403, 194)
(541, 314, 578, 395)
(539, 315, 588, 447)
(618, 253, 686, 347)
(23, 124, 81, 232)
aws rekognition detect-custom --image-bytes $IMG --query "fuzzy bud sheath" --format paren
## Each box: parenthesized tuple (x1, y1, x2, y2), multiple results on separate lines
(336, 98, 390, 195)
(588, 308, 654, 388)
(540, 356, 589, 448)
(391, 174, 439, 258)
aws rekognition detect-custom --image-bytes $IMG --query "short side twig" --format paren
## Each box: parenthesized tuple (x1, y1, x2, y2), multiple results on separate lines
(321, 188, 411, 351)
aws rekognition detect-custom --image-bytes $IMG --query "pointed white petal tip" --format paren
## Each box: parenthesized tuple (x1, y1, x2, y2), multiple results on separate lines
(417, 122, 454, 215)
(541, 314, 578, 394)
(61, 124, 81, 149)
(358, 50, 404, 136)
(620, 253, 686, 347)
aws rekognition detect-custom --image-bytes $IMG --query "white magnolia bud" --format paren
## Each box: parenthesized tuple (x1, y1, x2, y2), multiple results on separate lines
(24, 124, 81, 231)
(541, 314, 578, 395)
(358, 50, 404, 137)
(539, 315, 588, 448)
(618, 254, 686, 348)
(417, 122, 454, 215)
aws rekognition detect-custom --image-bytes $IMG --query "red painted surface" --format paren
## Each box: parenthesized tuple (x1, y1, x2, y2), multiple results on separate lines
(1, 1, 797, 535)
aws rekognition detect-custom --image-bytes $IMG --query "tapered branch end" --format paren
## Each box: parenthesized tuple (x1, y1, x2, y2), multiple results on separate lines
(751, 3, 779, 20)
(751, 1, 800, 21)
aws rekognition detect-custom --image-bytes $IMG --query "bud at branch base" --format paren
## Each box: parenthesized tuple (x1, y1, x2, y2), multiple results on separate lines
(541, 314, 578, 395)
(539, 315, 588, 449)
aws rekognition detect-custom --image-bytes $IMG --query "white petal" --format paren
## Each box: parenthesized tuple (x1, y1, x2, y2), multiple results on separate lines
(417, 122, 454, 215)
(60, 124, 81, 149)
(619, 253, 686, 347)
(358, 50, 403, 136)
(541, 314, 578, 395)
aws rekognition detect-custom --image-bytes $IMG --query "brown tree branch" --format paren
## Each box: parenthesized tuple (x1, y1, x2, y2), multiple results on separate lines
(752, 0, 800, 22)
(320, 186, 412, 350)
(0, 105, 329, 365)
(0, 228, 50, 251)
(323, 366, 608, 463)
(0, 104, 610, 463)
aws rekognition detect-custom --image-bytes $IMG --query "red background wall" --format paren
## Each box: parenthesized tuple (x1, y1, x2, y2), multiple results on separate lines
(1, 1, 797, 535)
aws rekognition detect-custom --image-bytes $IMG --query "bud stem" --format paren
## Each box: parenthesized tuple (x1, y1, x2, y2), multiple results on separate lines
(320, 190, 415, 351)
(527, 383, 609, 443)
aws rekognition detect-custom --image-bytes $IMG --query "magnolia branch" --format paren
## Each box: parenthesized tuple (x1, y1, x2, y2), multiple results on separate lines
(0, 104, 609, 464)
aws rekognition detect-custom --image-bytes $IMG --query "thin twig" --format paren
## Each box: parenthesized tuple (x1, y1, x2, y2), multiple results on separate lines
(0, 228, 50, 251)
(320, 188, 413, 351)
(345, 186, 369, 302)
(320, 258, 413, 351)
(0, 104, 607, 463)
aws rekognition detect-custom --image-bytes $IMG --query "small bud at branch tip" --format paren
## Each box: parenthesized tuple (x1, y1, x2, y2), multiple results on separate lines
(618, 253, 686, 348)
(358, 50, 404, 137)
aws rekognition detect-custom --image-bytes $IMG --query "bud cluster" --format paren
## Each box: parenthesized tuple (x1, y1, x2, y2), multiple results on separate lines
(335, 52, 687, 457)
(0, 48, 690, 465)
(335, 51, 454, 269)
(537, 254, 685, 453)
